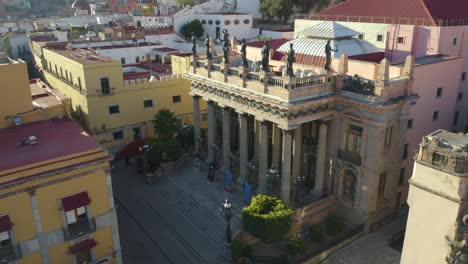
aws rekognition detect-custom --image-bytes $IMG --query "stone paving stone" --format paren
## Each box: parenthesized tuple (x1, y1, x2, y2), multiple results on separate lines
(321, 215, 406, 264)
(112, 159, 244, 264)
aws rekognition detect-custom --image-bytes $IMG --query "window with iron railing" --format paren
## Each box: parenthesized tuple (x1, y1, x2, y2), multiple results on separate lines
(345, 124, 362, 155)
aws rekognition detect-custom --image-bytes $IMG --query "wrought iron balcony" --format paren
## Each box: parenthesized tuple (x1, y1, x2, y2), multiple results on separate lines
(338, 149, 362, 166)
(63, 218, 97, 241)
(0, 243, 22, 263)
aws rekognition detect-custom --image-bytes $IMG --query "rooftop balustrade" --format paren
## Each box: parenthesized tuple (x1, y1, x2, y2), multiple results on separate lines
(190, 58, 332, 102)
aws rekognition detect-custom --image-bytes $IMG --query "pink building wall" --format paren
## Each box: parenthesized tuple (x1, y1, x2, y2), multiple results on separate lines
(401, 57, 463, 203)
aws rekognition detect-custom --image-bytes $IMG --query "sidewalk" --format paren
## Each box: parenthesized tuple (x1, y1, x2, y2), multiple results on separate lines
(320, 214, 407, 264)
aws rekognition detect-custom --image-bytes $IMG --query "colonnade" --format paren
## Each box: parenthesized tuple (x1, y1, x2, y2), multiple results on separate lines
(193, 96, 329, 204)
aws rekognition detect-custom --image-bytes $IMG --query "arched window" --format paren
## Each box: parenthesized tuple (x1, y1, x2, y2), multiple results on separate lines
(342, 170, 357, 201)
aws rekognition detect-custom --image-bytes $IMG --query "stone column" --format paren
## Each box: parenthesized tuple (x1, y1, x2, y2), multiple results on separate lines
(222, 107, 231, 171)
(193, 96, 201, 155)
(292, 125, 302, 180)
(272, 124, 281, 169)
(239, 113, 248, 183)
(254, 120, 260, 160)
(313, 122, 328, 197)
(207, 101, 215, 162)
(281, 130, 293, 204)
(258, 121, 268, 193)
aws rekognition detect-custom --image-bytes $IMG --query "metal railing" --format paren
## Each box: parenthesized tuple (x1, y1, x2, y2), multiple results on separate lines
(338, 149, 362, 166)
(0, 243, 22, 263)
(63, 218, 97, 241)
(300, 15, 468, 26)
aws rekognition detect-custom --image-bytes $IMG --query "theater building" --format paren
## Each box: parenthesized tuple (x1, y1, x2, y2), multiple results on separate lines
(185, 43, 417, 228)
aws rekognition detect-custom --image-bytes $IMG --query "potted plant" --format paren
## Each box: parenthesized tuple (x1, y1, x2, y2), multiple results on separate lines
(231, 238, 251, 264)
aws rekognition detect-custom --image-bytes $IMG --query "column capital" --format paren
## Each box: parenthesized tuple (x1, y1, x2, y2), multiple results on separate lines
(192, 95, 201, 100)
(207, 100, 215, 105)
(221, 106, 231, 112)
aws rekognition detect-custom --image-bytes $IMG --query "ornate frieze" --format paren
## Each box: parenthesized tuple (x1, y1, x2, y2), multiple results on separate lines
(191, 80, 333, 128)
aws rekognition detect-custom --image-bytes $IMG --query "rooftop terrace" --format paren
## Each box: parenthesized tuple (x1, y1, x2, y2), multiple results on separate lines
(0, 118, 103, 174)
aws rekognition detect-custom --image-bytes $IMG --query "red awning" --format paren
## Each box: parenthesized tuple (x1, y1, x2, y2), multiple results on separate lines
(69, 238, 97, 254)
(0, 215, 12, 232)
(61, 192, 91, 212)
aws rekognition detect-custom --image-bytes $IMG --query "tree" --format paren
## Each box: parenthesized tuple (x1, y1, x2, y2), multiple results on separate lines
(259, 0, 294, 23)
(175, 0, 196, 6)
(153, 109, 179, 142)
(180, 19, 204, 40)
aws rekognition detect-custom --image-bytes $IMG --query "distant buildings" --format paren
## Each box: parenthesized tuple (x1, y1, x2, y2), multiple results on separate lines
(401, 130, 468, 264)
(0, 58, 122, 264)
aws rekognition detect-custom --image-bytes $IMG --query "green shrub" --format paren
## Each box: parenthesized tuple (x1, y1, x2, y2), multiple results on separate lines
(287, 234, 305, 255)
(242, 194, 293, 242)
(308, 224, 324, 243)
(231, 239, 252, 259)
(325, 215, 345, 236)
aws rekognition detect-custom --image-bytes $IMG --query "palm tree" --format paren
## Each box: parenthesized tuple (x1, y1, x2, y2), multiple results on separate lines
(153, 109, 178, 142)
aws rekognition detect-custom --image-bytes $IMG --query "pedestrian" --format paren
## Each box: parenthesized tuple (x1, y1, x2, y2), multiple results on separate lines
(194, 154, 201, 175)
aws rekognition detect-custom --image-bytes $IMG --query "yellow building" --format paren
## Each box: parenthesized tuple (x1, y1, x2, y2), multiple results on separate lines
(0, 58, 33, 129)
(0, 59, 122, 264)
(30, 40, 206, 154)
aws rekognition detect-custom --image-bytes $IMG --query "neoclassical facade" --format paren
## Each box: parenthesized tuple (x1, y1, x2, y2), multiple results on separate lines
(186, 52, 417, 228)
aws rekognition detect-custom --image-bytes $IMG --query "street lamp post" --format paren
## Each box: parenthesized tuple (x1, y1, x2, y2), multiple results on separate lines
(220, 199, 235, 244)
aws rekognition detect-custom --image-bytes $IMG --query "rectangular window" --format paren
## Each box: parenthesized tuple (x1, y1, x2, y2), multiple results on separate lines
(377, 34, 383, 42)
(65, 70, 68, 81)
(113, 131, 123, 140)
(76, 249, 92, 264)
(384, 126, 393, 152)
(399, 168, 405, 185)
(378, 172, 387, 200)
(60, 67, 63, 77)
(49, 61, 52, 70)
(172, 95, 182, 103)
(433, 111, 439, 121)
(136, 56, 140, 63)
(462, 72, 466, 81)
(398, 37, 404, 44)
(433, 153, 448, 165)
(65, 206, 87, 225)
(100, 78, 110, 95)
(402, 143, 408, 160)
(358, 34, 364, 39)
(69, 72, 73, 85)
(458, 92, 463, 101)
(121, 57, 126, 64)
(108, 105, 120, 114)
(436, 87, 443, 98)
(345, 124, 363, 155)
(133, 127, 141, 140)
(78, 77, 82, 90)
(454, 111, 459, 126)
(453, 38, 457, 45)
(0, 231, 11, 247)
(407, 119, 413, 129)
(143, 99, 153, 108)
(55, 65, 58, 74)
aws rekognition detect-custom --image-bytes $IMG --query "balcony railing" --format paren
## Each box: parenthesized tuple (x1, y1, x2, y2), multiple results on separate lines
(0, 244, 22, 263)
(63, 218, 97, 241)
(338, 149, 362, 166)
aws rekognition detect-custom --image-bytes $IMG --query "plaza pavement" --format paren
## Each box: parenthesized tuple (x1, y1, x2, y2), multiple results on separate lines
(321, 213, 407, 264)
(112, 159, 244, 264)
